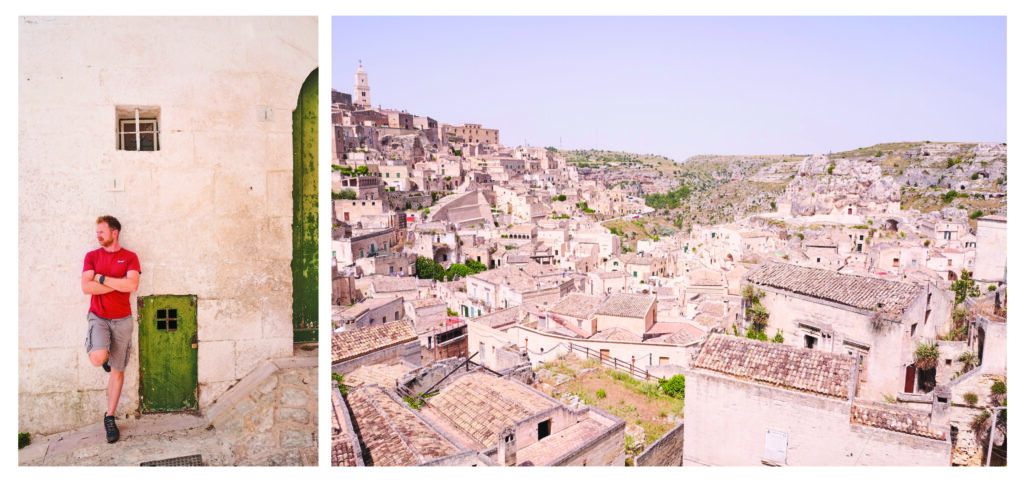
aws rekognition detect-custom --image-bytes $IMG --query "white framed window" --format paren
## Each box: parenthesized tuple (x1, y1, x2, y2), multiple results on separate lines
(116, 106, 160, 151)
(763, 429, 787, 466)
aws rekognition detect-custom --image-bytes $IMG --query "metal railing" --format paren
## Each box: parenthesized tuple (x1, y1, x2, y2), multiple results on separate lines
(568, 342, 659, 381)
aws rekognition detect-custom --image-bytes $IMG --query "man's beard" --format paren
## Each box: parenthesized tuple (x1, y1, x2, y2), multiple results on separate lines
(99, 237, 113, 247)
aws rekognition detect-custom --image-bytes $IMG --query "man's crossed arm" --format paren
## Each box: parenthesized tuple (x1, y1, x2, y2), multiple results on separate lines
(81, 270, 140, 294)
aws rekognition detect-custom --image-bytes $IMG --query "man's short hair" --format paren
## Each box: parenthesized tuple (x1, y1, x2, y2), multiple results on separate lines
(97, 215, 121, 232)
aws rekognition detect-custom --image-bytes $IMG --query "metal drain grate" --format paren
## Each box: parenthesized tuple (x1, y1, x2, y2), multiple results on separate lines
(140, 454, 204, 466)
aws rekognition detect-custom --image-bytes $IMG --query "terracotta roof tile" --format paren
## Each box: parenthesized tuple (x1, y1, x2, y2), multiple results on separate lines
(851, 401, 946, 440)
(345, 386, 460, 466)
(331, 388, 359, 466)
(331, 321, 417, 364)
(549, 293, 604, 319)
(423, 373, 557, 449)
(371, 277, 419, 293)
(595, 293, 655, 319)
(694, 334, 855, 399)
(745, 262, 923, 314)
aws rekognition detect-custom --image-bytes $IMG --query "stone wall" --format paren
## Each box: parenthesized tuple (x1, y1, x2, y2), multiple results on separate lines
(636, 421, 685, 466)
(19, 16, 317, 435)
(684, 370, 950, 466)
(547, 408, 626, 467)
(333, 340, 420, 376)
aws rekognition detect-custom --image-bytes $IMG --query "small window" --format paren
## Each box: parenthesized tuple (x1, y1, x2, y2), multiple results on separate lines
(155, 308, 178, 331)
(116, 106, 160, 151)
(538, 419, 552, 440)
(763, 429, 787, 466)
(804, 335, 817, 349)
(910, 323, 917, 337)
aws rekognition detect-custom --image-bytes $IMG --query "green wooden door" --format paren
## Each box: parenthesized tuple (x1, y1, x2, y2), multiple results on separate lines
(291, 68, 318, 343)
(138, 295, 198, 413)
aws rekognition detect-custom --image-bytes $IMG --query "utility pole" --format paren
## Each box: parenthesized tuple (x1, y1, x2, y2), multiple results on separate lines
(987, 406, 1006, 466)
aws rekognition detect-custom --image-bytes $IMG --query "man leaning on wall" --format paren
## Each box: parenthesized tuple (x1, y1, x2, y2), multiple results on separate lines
(80, 215, 141, 443)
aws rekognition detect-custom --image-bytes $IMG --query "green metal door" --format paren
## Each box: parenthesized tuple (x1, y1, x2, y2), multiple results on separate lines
(291, 68, 318, 343)
(138, 295, 198, 413)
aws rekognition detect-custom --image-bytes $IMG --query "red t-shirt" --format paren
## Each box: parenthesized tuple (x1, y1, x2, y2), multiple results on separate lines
(83, 248, 141, 319)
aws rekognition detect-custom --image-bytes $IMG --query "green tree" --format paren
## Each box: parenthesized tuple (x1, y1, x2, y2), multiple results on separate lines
(771, 330, 784, 344)
(950, 269, 980, 306)
(914, 341, 939, 370)
(445, 263, 474, 280)
(465, 259, 488, 273)
(658, 375, 686, 399)
(746, 303, 770, 332)
(415, 256, 445, 281)
(334, 188, 357, 200)
(355, 165, 369, 176)
(331, 372, 348, 395)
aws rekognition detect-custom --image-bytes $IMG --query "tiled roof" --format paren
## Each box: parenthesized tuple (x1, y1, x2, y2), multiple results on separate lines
(696, 300, 725, 317)
(652, 323, 705, 345)
(344, 362, 411, 388)
(345, 386, 460, 466)
(470, 265, 537, 291)
(595, 293, 655, 319)
(622, 253, 654, 266)
(693, 334, 855, 399)
(331, 320, 417, 364)
(337, 296, 403, 320)
(408, 297, 445, 309)
(371, 277, 419, 293)
(745, 262, 923, 313)
(549, 293, 603, 319)
(591, 270, 627, 279)
(851, 401, 946, 440)
(515, 418, 610, 466)
(693, 313, 723, 329)
(472, 306, 526, 328)
(331, 387, 359, 467)
(423, 373, 557, 449)
(590, 327, 642, 342)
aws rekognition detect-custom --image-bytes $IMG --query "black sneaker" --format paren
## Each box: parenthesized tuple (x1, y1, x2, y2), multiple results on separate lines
(103, 414, 119, 443)
(102, 361, 111, 373)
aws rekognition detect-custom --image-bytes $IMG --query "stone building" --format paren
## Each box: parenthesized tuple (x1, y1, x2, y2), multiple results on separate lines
(973, 214, 1006, 285)
(444, 123, 500, 145)
(684, 335, 951, 466)
(19, 17, 317, 435)
(744, 262, 952, 400)
(353, 62, 371, 108)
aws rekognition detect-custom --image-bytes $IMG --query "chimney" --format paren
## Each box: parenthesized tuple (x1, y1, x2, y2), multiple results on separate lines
(497, 426, 517, 466)
(930, 385, 952, 430)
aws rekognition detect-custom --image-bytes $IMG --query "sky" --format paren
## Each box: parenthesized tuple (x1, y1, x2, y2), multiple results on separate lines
(333, 16, 1005, 162)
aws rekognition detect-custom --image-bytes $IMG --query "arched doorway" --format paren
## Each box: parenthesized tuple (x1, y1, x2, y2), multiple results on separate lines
(291, 68, 318, 343)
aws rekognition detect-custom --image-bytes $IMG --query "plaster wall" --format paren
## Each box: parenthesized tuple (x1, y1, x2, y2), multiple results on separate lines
(973, 217, 1006, 283)
(18, 16, 316, 434)
(683, 371, 950, 466)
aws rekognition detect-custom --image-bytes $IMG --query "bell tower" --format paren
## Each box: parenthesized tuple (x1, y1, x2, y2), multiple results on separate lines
(354, 61, 371, 109)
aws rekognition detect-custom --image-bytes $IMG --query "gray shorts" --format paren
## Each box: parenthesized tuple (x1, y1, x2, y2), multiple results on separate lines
(85, 312, 134, 372)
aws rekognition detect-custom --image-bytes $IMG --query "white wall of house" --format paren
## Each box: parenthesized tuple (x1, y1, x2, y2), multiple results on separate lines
(19, 16, 317, 434)
(684, 371, 950, 466)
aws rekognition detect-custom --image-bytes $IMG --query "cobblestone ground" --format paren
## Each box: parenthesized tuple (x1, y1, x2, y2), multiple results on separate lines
(21, 348, 317, 466)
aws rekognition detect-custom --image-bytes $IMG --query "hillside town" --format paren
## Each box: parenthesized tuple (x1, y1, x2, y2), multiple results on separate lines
(330, 63, 1007, 467)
